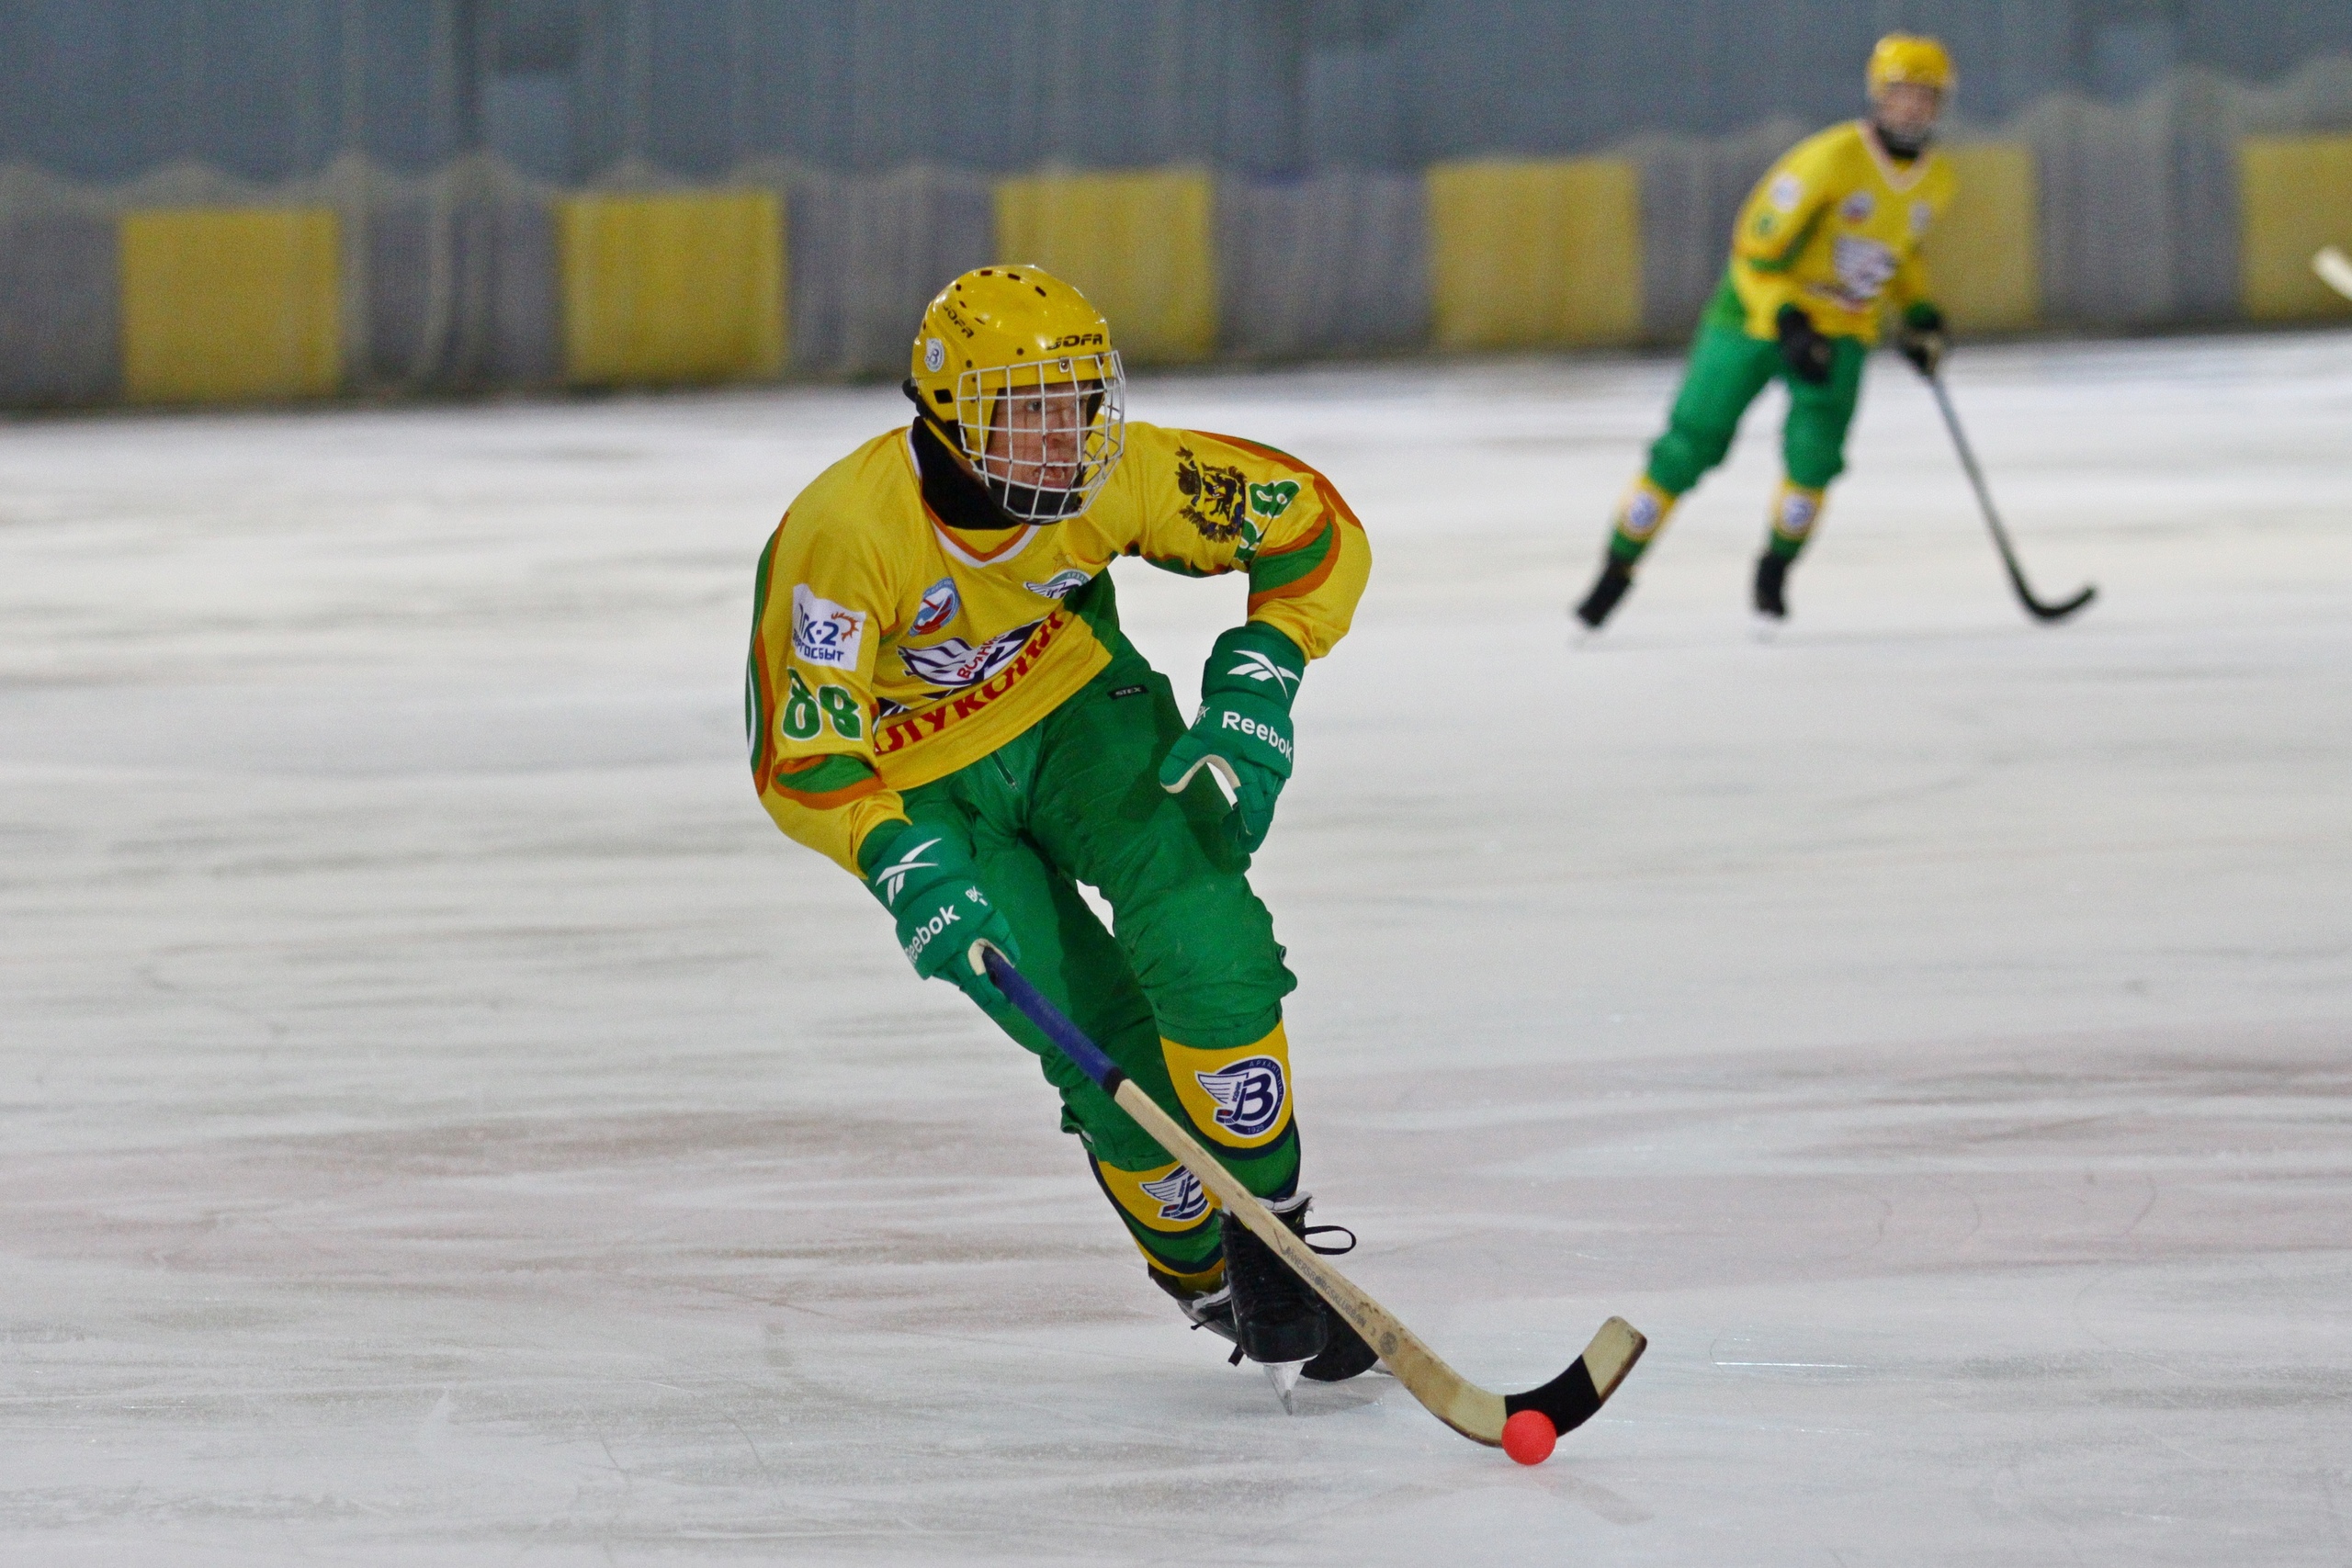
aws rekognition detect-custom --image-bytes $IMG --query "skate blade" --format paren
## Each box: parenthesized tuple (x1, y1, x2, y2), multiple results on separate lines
(1263, 1359, 1306, 1413)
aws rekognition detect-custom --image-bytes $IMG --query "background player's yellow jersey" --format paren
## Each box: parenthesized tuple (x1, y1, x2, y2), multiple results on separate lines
(747, 423, 1371, 874)
(1729, 120, 1956, 344)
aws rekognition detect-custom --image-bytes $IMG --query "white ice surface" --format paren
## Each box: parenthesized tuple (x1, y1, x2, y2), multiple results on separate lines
(4, 335, 2349, 1565)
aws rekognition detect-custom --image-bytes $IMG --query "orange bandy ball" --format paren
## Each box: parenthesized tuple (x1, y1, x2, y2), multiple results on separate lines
(1500, 1409, 1557, 1465)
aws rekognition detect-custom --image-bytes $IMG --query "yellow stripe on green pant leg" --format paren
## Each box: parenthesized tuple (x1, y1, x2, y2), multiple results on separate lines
(1607, 476, 1679, 566)
(1089, 1156, 1224, 1282)
(1160, 1022, 1301, 1196)
(1088, 1019, 1303, 1282)
(1766, 480, 1828, 561)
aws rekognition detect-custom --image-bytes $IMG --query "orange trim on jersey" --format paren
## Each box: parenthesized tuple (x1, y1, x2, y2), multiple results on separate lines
(1189, 431, 1361, 616)
(747, 515, 790, 788)
(903, 426, 1039, 567)
(932, 520, 1035, 564)
(1195, 430, 1366, 536)
(770, 756, 888, 810)
(1247, 542, 1339, 614)
(1252, 518, 1327, 559)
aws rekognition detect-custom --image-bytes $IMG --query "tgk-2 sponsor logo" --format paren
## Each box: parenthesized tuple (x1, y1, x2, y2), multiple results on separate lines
(791, 583, 866, 671)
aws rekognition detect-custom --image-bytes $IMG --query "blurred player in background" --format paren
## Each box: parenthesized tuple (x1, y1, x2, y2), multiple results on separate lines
(746, 266, 1377, 1386)
(1576, 33, 1959, 628)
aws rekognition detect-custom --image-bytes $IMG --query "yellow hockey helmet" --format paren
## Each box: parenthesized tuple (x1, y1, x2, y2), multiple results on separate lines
(1868, 33, 1955, 97)
(908, 265, 1126, 523)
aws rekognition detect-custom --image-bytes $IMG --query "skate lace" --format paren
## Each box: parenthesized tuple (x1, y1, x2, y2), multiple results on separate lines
(1301, 1224, 1355, 1257)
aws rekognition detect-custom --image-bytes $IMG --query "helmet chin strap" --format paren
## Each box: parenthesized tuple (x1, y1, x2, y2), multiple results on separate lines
(901, 377, 960, 445)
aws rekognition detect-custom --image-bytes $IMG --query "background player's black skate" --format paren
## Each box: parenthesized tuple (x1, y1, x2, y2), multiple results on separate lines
(1576, 558, 1634, 628)
(1754, 553, 1791, 619)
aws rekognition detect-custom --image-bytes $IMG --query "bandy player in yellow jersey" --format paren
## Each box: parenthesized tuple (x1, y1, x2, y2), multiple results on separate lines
(1577, 34, 1959, 628)
(746, 266, 1378, 1385)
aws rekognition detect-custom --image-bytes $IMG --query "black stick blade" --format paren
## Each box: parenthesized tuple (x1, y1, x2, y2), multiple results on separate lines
(2022, 581, 2098, 623)
(1502, 1317, 1646, 1434)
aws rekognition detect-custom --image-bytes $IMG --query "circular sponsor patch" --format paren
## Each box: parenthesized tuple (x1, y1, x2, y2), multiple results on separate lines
(1194, 1056, 1287, 1139)
(923, 336, 946, 373)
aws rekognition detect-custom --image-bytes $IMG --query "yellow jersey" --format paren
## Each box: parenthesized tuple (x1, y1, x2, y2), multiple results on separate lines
(747, 422, 1372, 874)
(1729, 120, 1957, 343)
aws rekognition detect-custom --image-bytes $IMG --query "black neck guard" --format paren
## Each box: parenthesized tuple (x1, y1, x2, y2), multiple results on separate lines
(908, 412, 1025, 533)
(1871, 119, 1932, 163)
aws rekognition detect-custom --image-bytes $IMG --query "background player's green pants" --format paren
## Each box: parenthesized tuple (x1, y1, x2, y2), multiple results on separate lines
(897, 614, 1300, 1289)
(1613, 287, 1869, 566)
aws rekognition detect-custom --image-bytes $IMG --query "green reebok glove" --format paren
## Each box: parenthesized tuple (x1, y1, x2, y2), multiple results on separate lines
(859, 818, 1019, 1006)
(1158, 623, 1305, 854)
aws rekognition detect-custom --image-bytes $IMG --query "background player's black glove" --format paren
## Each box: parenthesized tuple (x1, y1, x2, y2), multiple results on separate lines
(1159, 622, 1304, 855)
(1897, 301, 1948, 378)
(1774, 304, 1836, 385)
(860, 819, 1018, 1006)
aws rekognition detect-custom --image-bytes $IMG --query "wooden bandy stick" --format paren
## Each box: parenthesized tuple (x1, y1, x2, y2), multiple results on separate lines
(979, 944, 1644, 1461)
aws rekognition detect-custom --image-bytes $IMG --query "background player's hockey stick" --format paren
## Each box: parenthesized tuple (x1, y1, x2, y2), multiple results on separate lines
(2316, 246, 2352, 302)
(1928, 373, 2097, 623)
(977, 943, 1645, 1464)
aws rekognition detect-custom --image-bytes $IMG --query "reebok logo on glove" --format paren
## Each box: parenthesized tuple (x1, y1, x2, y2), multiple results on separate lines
(1159, 623, 1306, 855)
(1219, 709, 1294, 761)
(861, 823, 1020, 1004)
(1226, 649, 1299, 694)
(872, 836, 942, 904)
(903, 904, 960, 965)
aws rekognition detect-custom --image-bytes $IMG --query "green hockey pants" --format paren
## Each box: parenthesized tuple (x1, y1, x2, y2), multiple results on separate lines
(897, 630, 1301, 1284)
(1645, 319, 1868, 498)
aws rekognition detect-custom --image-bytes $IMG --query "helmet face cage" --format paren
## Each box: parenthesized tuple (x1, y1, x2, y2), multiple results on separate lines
(953, 351, 1125, 523)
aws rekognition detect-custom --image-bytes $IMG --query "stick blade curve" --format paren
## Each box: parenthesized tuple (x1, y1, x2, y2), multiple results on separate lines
(1500, 1317, 1647, 1437)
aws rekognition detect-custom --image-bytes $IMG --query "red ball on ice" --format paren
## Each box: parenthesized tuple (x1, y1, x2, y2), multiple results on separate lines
(1500, 1409, 1556, 1465)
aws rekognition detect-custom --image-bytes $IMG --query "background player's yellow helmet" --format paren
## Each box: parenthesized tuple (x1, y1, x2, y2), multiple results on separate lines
(1868, 33, 1955, 98)
(908, 265, 1126, 523)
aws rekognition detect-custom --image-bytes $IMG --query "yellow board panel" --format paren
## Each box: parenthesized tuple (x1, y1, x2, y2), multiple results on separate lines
(1427, 159, 1641, 351)
(2240, 136, 2352, 321)
(119, 209, 341, 403)
(1923, 143, 2040, 333)
(993, 170, 1216, 364)
(559, 191, 786, 385)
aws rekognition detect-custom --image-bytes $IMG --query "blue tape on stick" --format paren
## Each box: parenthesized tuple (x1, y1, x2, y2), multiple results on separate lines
(980, 946, 1125, 1093)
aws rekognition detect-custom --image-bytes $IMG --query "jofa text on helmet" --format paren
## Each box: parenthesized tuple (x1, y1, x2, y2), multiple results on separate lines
(1046, 332, 1104, 350)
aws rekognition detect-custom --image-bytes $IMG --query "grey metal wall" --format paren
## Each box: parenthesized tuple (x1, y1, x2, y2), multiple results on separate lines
(6, 1, 2352, 185)
(0, 3, 2348, 409)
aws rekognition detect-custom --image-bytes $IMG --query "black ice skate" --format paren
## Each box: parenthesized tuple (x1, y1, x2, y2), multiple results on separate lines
(1753, 552, 1791, 619)
(1575, 558, 1634, 629)
(1157, 1269, 1238, 1345)
(1216, 1192, 1380, 1405)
